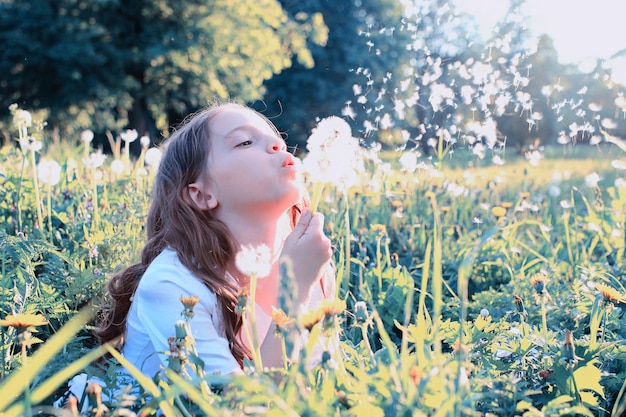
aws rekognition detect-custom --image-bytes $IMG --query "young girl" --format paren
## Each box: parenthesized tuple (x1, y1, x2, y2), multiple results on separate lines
(96, 102, 335, 377)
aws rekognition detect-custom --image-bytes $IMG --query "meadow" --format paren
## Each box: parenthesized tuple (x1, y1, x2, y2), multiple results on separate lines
(0, 111, 625, 417)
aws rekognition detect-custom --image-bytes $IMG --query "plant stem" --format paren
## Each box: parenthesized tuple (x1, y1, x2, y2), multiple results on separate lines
(91, 166, 99, 231)
(360, 323, 376, 366)
(541, 296, 548, 337)
(248, 273, 263, 371)
(46, 184, 53, 241)
(310, 182, 325, 214)
(29, 149, 43, 231)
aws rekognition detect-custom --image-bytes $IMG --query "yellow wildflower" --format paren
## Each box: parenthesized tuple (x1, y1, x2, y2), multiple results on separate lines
(595, 282, 626, 304)
(271, 308, 294, 329)
(491, 206, 507, 218)
(180, 295, 199, 309)
(370, 224, 387, 234)
(501, 201, 513, 209)
(300, 308, 324, 331)
(0, 313, 48, 330)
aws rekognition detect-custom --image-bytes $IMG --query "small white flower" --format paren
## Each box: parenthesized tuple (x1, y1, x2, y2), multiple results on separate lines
(495, 349, 512, 359)
(584, 172, 601, 188)
(140, 135, 151, 148)
(611, 159, 626, 170)
(560, 200, 573, 209)
(13, 109, 32, 129)
(110, 159, 124, 174)
(145, 147, 163, 167)
(37, 159, 61, 186)
(19, 137, 43, 152)
(548, 184, 561, 197)
(480, 308, 490, 317)
(399, 152, 418, 173)
(84, 152, 106, 168)
(302, 116, 365, 189)
(81, 130, 94, 143)
(235, 245, 272, 278)
(120, 129, 138, 143)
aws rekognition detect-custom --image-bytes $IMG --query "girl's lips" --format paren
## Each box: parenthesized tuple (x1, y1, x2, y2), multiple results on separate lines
(282, 154, 296, 167)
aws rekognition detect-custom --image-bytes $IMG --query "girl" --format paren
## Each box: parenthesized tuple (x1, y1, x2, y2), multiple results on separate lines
(96, 103, 335, 377)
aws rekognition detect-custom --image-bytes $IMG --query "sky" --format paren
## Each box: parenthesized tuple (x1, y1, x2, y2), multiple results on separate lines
(454, 0, 626, 82)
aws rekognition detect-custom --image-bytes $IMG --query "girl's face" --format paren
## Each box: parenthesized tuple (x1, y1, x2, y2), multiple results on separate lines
(200, 107, 302, 216)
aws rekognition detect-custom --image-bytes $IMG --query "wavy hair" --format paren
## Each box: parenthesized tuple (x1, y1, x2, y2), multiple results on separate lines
(96, 103, 304, 367)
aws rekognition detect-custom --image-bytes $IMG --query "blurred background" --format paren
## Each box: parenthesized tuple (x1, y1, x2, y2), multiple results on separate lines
(1, 0, 625, 157)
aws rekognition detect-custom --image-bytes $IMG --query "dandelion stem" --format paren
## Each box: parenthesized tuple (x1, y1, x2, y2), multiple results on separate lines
(29, 149, 43, 231)
(360, 323, 376, 366)
(91, 166, 99, 231)
(248, 273, 263, 371)
(344, 190, 351, 295)
(46, 183, 52, 241)
(310, 181, 325, 214)
(538, 294, 548, 337)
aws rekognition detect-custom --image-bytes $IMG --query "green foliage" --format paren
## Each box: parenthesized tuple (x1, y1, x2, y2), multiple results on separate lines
(0, 0, 326, 140)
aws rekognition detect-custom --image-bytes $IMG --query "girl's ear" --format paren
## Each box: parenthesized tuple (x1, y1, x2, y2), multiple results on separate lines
(183, 182, 218, 210)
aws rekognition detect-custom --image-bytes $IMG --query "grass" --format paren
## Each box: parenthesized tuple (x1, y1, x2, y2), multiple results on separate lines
(0, 134, 625, 416)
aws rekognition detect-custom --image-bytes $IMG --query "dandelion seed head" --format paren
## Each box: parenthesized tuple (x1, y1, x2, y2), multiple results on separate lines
(81, 129, 94, 143)
(235, 244, 272, 279)
(584, 172, 601, 188)
(110, 159, 124, 175)
(37, 159, 61, 186)
(120, 129, 138, 143)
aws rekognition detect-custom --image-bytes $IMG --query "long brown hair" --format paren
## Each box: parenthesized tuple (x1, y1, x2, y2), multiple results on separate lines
(96, 103, 304, 367)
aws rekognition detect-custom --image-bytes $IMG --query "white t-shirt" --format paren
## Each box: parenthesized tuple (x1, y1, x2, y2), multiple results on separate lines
(122, 247, 334, 377)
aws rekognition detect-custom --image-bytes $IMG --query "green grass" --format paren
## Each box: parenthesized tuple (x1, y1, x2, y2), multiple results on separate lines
(0, 137, 625, 416)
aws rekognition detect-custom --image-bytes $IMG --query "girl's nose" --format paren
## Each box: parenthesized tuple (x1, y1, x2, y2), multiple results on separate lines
(269, 136, 286, 152)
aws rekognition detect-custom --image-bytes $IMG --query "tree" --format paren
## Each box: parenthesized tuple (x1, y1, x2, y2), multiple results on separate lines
(0, 0, 326, 146)
(256, 0, 413, 152)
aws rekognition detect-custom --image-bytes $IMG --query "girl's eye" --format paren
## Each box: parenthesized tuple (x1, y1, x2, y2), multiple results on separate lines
(237, 140, 253, 147)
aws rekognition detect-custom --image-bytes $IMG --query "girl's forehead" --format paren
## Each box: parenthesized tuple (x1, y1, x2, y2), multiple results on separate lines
(209, 108, 274, 137)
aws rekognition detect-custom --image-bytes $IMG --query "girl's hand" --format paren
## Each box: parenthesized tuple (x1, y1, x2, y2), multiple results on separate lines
(280, 208, 332, 304)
